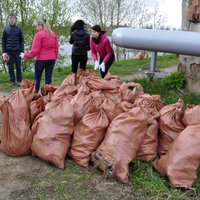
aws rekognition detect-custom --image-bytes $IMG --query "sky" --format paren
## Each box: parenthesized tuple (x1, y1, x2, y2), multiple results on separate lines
(143, 0, 182, 28)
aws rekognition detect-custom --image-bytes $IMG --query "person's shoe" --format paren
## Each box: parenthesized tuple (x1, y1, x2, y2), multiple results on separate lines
(17, 81, 23, 87)
(9, 81, 15, 86)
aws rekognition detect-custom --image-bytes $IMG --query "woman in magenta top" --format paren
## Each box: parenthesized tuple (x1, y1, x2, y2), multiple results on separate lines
(90, 25, 115, 78)
(21, 18, 59, 92)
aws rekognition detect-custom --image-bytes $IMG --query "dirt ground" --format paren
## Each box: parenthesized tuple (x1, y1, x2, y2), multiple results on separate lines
(0, 66, 179, 200)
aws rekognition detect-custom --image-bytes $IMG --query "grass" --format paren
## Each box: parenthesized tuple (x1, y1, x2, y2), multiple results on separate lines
(136, 76, 200, 106)
(136, 77, 182, 105)
(1, 53, 200, 199)
(20, 159, 127, 200)
(130, 160, 197, 200)
(0, 53, 178, 86)
(110, 53, 178, 76)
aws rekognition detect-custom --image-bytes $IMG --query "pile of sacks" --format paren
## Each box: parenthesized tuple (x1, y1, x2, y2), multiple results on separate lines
(0, 69, 200, 188)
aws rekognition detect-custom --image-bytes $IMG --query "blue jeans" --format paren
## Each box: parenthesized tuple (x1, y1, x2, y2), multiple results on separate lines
(34, 60, 56, 92)
(7, 52, 22, 83)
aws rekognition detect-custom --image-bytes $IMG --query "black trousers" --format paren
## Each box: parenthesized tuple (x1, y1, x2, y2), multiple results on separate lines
(100, 54, 115, 78)
(7, 52, 22, 83)
(71, 54, 88, 73)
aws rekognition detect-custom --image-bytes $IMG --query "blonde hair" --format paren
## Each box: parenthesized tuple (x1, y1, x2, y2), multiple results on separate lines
(34, 18, 53, 35)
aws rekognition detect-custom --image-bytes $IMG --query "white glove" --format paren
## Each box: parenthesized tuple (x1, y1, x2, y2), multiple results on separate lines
(20, 52, 25, 59)
(94, 60, 99, 70)
(2, 53, 7, 58)
(100, 62, 105, 72)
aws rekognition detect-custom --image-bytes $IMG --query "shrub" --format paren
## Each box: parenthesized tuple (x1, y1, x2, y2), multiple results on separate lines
(161, 71, 186, 90)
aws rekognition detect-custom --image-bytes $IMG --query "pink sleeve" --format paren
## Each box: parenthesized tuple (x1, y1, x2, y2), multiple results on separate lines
(102, 38, 114, 64)
(90, 37, 98, 61)
(24, 33, 42, 59)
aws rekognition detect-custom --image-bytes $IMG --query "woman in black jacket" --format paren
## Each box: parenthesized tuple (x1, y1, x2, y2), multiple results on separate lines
(69, 20, 90, 73)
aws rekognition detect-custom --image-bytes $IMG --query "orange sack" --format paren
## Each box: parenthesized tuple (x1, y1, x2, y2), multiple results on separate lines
(0, 90, 32, 156)
(158, 99, 185, 157)
(92, 107, 148, 183)
(31, 95, 74, 169)
(153, 125, 200, 188)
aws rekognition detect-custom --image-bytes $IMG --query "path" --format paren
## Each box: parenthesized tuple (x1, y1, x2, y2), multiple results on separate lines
(122, 65, 178, 82)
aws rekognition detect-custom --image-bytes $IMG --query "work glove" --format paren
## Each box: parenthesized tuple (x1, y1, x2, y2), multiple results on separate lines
(94, 60, 99, 70)
(2, 53, 7, 58)
(2, 53, 10, 64)
(100, 62, 105, 72)
(19, 52, 25, 59)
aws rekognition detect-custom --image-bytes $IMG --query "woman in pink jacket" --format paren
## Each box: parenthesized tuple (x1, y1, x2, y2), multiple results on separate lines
(90, 25, 115, 78)
(20, 19, 59, 92)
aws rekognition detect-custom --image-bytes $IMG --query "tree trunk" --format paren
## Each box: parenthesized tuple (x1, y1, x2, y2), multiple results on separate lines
(178, 0, 200, 93)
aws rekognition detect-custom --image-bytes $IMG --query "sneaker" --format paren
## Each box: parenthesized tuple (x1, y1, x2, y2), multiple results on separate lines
(17, 81, 23, 87)
(9, 81, 15, 86)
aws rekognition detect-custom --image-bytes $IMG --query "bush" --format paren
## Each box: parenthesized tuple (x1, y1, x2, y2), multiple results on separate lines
(161, 71, 186, 90)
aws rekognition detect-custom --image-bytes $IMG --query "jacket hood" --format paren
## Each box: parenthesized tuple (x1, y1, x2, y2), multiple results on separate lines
(73, 29, 87, 36)
(100, 32, 107, 41)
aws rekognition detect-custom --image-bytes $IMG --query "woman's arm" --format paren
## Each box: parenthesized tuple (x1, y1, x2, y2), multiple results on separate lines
(90, 37, 98, 61)
(24, 33, 42, 59)
(102, 38, 114, 63)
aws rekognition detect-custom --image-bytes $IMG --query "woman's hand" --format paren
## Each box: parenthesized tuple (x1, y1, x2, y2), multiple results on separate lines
(100, 62, 105, 72)
(94, 60, 99, 70)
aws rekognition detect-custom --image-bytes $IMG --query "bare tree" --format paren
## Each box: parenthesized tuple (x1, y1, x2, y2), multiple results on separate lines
(38, 0, 73, 29)
(146, 5, 167, 29)
(77, 0, 145, 30)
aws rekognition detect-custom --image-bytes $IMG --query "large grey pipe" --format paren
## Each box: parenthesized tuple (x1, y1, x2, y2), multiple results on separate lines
(111, 28, 200, 57)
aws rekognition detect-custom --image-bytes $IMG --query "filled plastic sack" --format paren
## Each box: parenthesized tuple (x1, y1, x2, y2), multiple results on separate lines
(40, 84, 58, 96)
(134, 94, 161, 161)
(82, 76, 117, 90)
(104, 72, 123, 88)
(53, 73, 77, 100)
(0, 90, 32, 156)
(158, 99, 185, 157)
(92, 107, 147, 183)
(134, 94, 163, 112)
(101, 89, 122, 105)
(119, 82, 144, 104)
(71, 84, 104, 124)
(153, 125, 200, 188)
(31, 94, 74, 169)
(69, 106, 109, 167)
(76, 69, 96, 85)
(101, 98, 123, 123)
(136, 111, 159, 161)
(182, 105, 200, 126)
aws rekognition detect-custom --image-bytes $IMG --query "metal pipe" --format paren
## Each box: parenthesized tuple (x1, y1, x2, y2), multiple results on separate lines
(111, 28, 200, 57)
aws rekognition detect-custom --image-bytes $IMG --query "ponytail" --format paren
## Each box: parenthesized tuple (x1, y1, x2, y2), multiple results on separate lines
(34, 18, 53, 35)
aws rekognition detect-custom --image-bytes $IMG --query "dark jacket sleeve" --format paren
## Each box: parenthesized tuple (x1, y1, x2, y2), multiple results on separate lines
(69, 33, 74, 44)
(19, 27, 24, 52)
(2, 29, 6, 53)
(86, 34, 90, 51)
